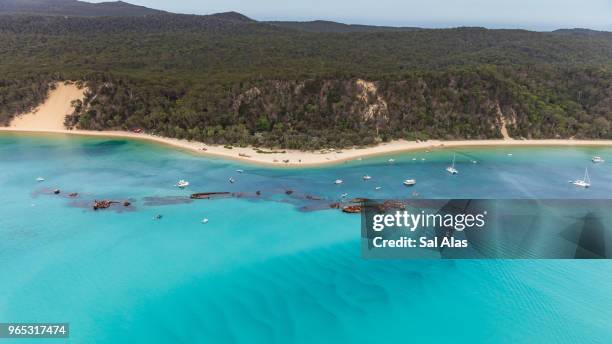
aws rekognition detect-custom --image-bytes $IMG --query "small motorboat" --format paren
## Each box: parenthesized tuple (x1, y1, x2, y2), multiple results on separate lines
(388, 159, 395, 163)
(507, 153, 513, 157)
(592, 156, 605, 163)
(36, 177, 45, 182)
(403, 179, 417, 186)
(363, 175, 372, 181)
(334, 179, 343, 185)
(412, 158, 417, 161)
(176, 180, 190, 188)
(229, 177, 236, 184)
(341, 193, 348, 198)
(375, 186, 382, 190)
(202, 218, 209, 224)
(236, 169, 244, 173)
(570, 168, 591, 188)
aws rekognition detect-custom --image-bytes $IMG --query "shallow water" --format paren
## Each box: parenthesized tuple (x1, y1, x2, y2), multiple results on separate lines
(1, 133, 611, 343)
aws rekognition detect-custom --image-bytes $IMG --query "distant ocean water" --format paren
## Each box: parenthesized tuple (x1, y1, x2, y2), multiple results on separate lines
(1, 132, 611, 343)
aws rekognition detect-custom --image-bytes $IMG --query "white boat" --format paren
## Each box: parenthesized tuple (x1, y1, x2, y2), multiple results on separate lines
(571, 168, 591, 188)
(202, 218, 209, 224)
(507, 153, 513, 157)
(176, 180, 189, 188)
(236, 169, 244, 173)
(334, 179, 343, 185)
(412, 158, 417, 161)
(592, 156, 605, 163)
(362, 175, 372, 181)
(36, 177, 45, 182)
(446, 154, 459, 174)
(375, 186, 382, 190)
(403, 179, 416, 186)
(388, 159, 395, 163)
(341, 193, 348, 198)
(229, 177, 236, 184)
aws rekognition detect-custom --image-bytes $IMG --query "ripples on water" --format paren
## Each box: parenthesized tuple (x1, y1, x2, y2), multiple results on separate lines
(0, 133, 611, 343)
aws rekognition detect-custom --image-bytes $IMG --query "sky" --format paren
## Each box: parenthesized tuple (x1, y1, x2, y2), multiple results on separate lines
(89, 0, 612, 31)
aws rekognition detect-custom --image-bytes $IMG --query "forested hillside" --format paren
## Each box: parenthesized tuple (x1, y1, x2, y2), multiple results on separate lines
(266, 20, 419, 33)
(0, 0, 165, 16)
(1, 12, 612, 149)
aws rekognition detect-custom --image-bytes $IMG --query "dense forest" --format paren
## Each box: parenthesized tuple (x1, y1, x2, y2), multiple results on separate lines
(1, 11, 612, 149)
(0, 0, 165, 16)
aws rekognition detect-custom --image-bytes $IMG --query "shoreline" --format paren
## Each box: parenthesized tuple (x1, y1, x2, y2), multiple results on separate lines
(5, 82, 612, 168)
(2, 127, 612, 167)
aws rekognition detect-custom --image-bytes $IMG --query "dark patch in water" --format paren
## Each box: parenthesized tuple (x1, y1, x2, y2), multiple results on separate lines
(67, 198, 137, 213)
(34, 189, 136, 212)
(82, 140, 129, 155)
(32, 188, 82, 199)
(143, 196, 193, 206)
(35, 182, 341, 214)
(85, 140, 128, 148)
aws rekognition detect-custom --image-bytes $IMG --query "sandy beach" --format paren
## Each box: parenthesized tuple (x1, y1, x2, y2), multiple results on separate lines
(2, 83, 612, 167)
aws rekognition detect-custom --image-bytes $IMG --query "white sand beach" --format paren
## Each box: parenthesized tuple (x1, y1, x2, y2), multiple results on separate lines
(2, 83, 612, 167)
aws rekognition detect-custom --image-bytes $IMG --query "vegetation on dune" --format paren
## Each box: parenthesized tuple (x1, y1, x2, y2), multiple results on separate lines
(1, 14, 612, 148)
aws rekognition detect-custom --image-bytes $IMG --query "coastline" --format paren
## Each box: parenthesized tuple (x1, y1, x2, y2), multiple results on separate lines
(3, 127, 612, 167)
(4, 82, 612, 167)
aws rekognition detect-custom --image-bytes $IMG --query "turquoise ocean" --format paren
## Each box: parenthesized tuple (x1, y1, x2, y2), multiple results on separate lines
(1, 132, 611, 343)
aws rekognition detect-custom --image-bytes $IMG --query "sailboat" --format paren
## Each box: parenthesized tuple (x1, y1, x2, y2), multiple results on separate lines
(571, 168, 591, 188)
(446, 154, 458, 174)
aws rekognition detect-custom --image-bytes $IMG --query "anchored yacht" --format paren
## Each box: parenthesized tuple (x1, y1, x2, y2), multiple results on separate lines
(571, 168, 591, 188)
(446, 154, 458, 175)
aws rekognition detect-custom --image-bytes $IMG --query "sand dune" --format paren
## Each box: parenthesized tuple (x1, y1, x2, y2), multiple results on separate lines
(3, 82, 612, 167)
(9, 83, 85, 131)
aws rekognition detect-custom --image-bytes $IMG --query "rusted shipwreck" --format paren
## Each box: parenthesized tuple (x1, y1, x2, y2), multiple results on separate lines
(92, 200, 131, 210)
(190, 192, 232, 200)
